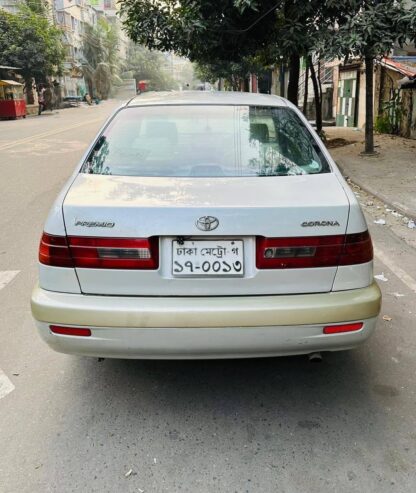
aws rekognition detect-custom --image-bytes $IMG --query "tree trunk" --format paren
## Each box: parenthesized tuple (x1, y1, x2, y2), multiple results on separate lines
(317, 59, 323, 110)
(24, 78, 35, 105)
(302, 64, 309, 115)
(287, 53, 300, 106)
(308, 56, 322, 134)
(378, 65, 385, 115)
(364, 55, 375, 154)
(279, 61, 285, 97)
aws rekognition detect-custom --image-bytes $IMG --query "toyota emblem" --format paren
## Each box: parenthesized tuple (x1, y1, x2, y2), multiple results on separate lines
(196, 216, 219, 231)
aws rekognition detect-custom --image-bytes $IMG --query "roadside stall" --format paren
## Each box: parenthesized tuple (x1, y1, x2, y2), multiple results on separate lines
(0, 80, 26, 119)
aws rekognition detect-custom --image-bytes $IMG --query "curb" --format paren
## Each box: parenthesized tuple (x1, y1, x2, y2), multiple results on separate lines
(336, 160, 416, 222)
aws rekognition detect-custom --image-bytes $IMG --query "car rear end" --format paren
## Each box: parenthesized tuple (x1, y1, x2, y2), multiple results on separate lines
(31, 92, 381, 359)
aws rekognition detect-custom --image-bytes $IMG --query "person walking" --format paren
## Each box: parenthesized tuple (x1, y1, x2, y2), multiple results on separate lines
(38, 85, 45, 115)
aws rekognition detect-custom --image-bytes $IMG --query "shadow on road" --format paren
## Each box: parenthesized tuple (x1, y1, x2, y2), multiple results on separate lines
(21, 348, 404, 492)
(65, 350, 380, 430)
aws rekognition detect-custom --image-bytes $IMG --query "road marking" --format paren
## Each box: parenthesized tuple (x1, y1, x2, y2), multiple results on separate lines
(0, 118, 103, 151)
(374, 246, 416, 293)
(0, 270, 19, 291)
(0, 368, 15, 400)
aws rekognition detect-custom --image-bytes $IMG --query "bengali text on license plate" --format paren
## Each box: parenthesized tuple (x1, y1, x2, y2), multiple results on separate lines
(172, 240, 244, 277)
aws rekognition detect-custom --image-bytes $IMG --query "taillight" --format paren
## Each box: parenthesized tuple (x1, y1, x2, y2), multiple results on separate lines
(39, 233, 74, 267)
(323, 322, 363, 334)
(50, 325, 92, 337)
(256, 231, 372, 269)
(39, 234, 159, 269)
(338, 231, 373, 266)
(68, 236, 159, 269)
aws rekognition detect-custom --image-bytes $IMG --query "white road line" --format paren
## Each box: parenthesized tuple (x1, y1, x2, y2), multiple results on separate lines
(0, 117, 103, 151)
(0, 270, 20, 291)
(374, 246, 416, 293)
(0, 368, 15, 400)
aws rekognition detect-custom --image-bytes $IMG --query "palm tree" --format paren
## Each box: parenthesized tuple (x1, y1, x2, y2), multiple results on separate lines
(82, 18, 121, 99)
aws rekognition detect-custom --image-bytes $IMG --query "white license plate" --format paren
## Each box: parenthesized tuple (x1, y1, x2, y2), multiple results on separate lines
(172, 240, 244, 277)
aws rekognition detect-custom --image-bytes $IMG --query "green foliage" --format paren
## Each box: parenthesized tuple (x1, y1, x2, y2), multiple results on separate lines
(194, 57, 267, 90)
(126, 44, 178, 91)
(82, 18, 122, 99)
(325, 0, 413, 60)
(24, 0, 48, 15)
(119, 0, 279, 66)
(0, 6, 65, 86)
(376, 91, 404, 135)
(83, 18, 121, 73)
(374, 113, 393, 134)
(94, 63, 112, 99)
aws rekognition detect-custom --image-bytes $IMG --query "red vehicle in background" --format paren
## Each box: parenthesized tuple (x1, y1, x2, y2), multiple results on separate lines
(0, 80, 26, 119)
(136, 80, 149, 94)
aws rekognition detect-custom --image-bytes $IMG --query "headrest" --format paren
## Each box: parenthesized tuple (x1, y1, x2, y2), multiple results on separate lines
(250, 123, 269, 143)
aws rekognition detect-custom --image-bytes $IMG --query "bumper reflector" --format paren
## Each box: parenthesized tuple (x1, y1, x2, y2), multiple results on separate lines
(323, 322, 363, 334)
(50, 325, 91, 337)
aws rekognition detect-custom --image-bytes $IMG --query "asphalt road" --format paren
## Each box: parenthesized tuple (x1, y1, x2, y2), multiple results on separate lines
(0, 103, 415, 493)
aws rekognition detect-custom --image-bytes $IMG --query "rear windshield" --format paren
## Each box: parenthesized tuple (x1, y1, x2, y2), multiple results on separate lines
(81, 105, 331, 177)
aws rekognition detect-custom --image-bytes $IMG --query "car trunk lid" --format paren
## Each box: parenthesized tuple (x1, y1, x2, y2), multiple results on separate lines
(62, 173, 350, 296)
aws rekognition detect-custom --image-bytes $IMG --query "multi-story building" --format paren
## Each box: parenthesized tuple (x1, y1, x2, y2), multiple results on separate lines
(53, 0, 98, 96)
(92, 0, 129, 62)
(53, 0, 128, 96)
(0, 0, 20, 13)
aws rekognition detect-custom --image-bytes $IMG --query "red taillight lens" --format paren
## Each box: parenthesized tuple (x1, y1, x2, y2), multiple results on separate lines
(339, 231, 373, 266)
(68, 236, 159, 269)
(39, 233, 74, 267)
(256, 235, 344, 269)
(39, 233, 159, 269)
(323, 322, 363, 334)
(50, 325, 91, 337)
(256, 231, 373, 269)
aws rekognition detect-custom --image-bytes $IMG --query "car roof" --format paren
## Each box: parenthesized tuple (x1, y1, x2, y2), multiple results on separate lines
(126, 91, 288, 107)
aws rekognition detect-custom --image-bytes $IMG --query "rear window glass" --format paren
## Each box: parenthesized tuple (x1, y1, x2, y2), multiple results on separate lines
(81, 105, 331, 177)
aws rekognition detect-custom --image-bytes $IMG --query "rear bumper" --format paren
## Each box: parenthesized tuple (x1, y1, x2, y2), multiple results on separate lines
(31, 283, 381, 359)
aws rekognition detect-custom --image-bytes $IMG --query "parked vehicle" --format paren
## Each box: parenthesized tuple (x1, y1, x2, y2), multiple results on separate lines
(136, 79, 149, 94)
(31, 91, 381, 359)
(0, 80, 26, 119)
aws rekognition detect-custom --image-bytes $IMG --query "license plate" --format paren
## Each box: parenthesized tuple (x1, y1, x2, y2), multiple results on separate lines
(172, 240, 244, 277)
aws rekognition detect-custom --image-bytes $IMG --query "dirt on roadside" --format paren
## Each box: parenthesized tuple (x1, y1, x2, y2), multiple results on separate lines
(326, 137, 354, 149)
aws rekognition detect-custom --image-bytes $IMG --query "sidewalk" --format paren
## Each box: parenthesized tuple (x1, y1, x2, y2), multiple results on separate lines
(325, 127, 416, 220)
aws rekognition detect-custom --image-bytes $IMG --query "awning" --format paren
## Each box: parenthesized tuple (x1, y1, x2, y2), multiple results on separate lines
(0, 80, 23, 86)
(379, 57, 416, 78)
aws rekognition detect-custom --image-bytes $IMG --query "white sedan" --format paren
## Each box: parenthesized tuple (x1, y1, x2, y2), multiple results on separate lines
(31, 91, 381, 359)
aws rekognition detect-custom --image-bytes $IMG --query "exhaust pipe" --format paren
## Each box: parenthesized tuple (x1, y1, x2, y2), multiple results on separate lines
(308, 352, 323, 363)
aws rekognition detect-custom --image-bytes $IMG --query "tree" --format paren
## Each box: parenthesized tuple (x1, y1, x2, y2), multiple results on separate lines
(82, 18, 122, 99)
(194, 57, 267, 91)
(0, 6, 65, 102)
(119, 0, 346, 110)
(327, 0, 414, 154)
(125, 43, 178, 91)
(121, 0, 324, 101)
(24, 0, 49, 15)
(120, 0, 291, 93)
(120, 0, 280, 66)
